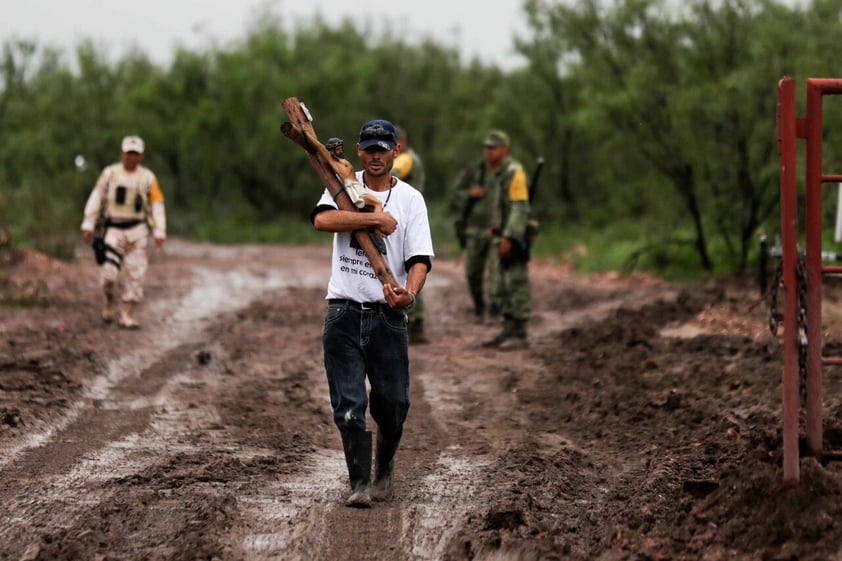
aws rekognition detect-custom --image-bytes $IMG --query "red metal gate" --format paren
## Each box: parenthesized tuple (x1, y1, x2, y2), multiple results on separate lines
(777, 76, 842, 484)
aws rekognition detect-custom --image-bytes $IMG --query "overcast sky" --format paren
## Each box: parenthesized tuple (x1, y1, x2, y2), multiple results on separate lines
(1, 0, 531, 70)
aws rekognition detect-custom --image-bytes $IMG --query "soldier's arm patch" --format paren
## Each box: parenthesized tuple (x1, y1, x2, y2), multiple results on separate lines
(149, 179, 165, 203)
(508, 169, 528, 201)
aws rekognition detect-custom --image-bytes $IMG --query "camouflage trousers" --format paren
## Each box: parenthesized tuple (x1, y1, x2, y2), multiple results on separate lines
(99, 223, 149, 303)
(464, 229, 500, 312)
(497, 254, 530, 323)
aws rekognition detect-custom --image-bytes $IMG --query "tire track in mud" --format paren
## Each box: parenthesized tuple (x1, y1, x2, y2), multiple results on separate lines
(0, 244, 680, 561)
(231, 264, 502, 561)
(262, 363, 490, 561)
(0, 247, 321, 560)
(258, 260, 677, 561)
(0, 341, 225, 558)
(0, 255, 301, 469)
(396, 262, 684, 560)
(0, 244, 498, 561)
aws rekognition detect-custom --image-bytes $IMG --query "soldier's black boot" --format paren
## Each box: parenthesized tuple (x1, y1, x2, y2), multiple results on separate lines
(408, 320, 429, 345)
(371, 431, 400, 501)
(472, 294, 485, 322)
(340, 430, 372, 508)
(482, 316, 515, 348)
(499, 319, 529, 350)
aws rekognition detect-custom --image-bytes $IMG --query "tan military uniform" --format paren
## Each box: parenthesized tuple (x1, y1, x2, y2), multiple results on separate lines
(81, 162, 166, 322)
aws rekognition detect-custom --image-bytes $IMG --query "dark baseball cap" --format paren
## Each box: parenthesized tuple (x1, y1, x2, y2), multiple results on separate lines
(359, 119, 397, 151)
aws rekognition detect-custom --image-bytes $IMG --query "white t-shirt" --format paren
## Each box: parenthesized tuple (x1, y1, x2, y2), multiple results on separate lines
(317, 171, 434, 302)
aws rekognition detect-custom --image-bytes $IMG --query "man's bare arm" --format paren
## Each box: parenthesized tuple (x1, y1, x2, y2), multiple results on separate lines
(383, 262, 428, 309)
(314, 208, 397, 236)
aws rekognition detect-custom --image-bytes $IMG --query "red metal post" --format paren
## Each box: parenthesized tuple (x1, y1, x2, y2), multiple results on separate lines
(803, 79, 842, 458)
(779, 77, 842, 480)
(777, 76, 800, 483)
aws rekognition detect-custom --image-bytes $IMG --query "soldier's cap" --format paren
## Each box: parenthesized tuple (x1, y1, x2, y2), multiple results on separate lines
(121, 135, 145, 154)
(482, 129, 510, 148)
(359, 119, 397, 151)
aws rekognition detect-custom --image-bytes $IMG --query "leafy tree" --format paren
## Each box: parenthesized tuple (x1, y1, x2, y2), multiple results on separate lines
(0, 0, 832, 276)
(517, 0, 805, 271)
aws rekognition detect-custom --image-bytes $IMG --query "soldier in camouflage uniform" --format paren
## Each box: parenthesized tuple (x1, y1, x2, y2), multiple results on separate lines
(391, 125, 429, 344)
(479, 130, 531, 350)
(81, 135, 167, 329)
(450, 157, 501, 322)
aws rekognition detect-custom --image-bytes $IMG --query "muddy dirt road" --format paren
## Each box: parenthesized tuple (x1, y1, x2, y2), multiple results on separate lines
(2, 240, 842, 561)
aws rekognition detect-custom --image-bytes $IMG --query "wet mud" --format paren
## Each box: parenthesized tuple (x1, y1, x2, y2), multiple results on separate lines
(1, 241, 841, 561)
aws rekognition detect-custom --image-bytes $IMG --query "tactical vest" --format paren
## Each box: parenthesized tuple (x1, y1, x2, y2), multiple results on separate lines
(103, 164, 154, 222)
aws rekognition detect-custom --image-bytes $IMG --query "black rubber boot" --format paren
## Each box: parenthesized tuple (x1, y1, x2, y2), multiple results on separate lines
(340, 430, 372, 508)
(371, 431, 400, 501)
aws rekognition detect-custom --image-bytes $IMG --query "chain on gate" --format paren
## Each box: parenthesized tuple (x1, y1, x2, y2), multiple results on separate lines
(768, 254, 808, 406)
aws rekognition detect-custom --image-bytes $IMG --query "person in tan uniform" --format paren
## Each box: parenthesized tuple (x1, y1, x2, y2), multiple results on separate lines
(81, 135, 166, 329)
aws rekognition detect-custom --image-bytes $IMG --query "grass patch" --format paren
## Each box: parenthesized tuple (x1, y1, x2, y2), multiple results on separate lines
(532, 221, 735, 282)
(0, 295, 60, 309)
(0, 277, 62, 309)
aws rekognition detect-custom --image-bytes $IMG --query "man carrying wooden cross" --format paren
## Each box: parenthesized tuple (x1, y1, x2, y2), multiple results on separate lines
(309, 118, 434, 507)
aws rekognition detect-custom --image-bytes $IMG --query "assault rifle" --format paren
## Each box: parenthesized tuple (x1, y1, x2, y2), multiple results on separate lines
(529, 156, 544, 202)
(456, 161, 486, 248)
(279, 98, 398, 288)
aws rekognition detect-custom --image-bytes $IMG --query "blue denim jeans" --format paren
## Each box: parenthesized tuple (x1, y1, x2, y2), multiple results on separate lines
(323, 300, 410, 442)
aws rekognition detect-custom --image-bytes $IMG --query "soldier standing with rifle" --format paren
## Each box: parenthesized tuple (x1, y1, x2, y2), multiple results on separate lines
(310, 119, 434, 507)
(480, 130, 532, 350)
(450, 153, 501, 322)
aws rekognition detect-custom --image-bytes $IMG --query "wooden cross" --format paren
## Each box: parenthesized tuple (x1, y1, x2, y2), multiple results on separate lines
(280, 97, 399, 288)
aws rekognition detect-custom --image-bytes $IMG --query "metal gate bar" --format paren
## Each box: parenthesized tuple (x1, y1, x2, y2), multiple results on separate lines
(777, 76, 799, 484)
(778, 77, 842, 484)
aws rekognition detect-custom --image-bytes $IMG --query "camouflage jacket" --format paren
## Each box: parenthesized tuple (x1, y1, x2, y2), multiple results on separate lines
(489, 156, 530, 241)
